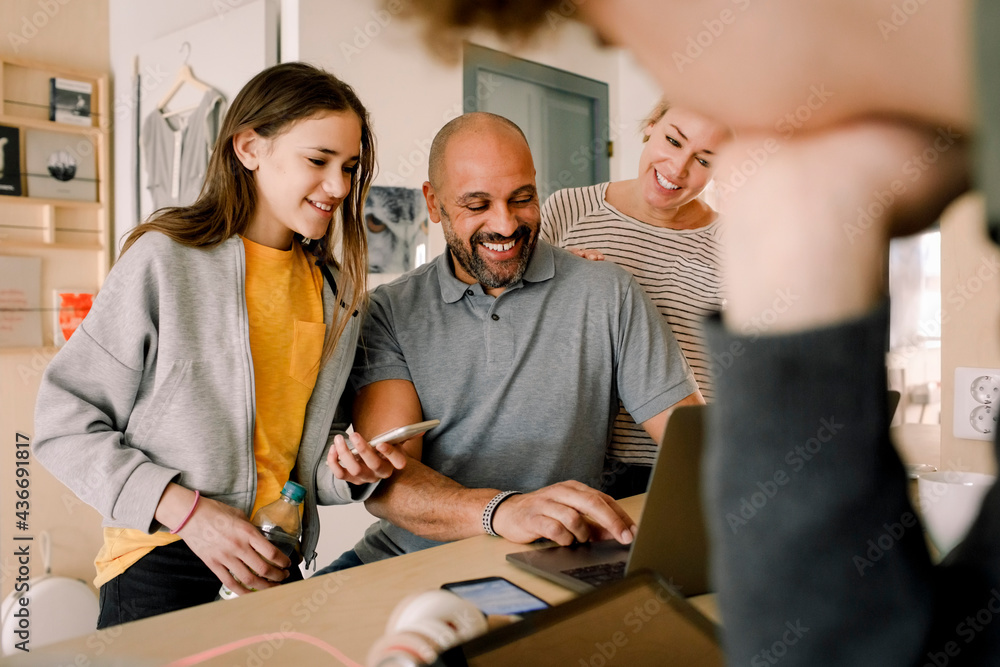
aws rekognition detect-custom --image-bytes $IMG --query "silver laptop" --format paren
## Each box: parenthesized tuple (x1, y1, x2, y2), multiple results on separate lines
(506, 405, 710, 597)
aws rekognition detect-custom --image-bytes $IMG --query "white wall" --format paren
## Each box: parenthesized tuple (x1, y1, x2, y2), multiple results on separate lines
(941, 194, 1000, 475)
(109, 0, 279, 252)
(109, 0, 232, 250)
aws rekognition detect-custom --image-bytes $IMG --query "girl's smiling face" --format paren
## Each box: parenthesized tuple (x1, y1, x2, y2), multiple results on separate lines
(237, 110, 363, 250)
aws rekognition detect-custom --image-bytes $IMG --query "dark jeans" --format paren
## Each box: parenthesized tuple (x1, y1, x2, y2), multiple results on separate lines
(312, 548, 365, 577)
(600, 459, 652, 500)
(97, 539, 302, 629)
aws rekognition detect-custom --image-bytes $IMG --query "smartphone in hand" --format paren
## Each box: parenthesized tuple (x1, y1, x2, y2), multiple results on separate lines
(348, 419, 441, 453)
(369, 419, 440, 446)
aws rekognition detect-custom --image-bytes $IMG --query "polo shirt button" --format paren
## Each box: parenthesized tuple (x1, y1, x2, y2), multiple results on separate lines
(466, 289, 474, 296)
(491, 313, 499, 321)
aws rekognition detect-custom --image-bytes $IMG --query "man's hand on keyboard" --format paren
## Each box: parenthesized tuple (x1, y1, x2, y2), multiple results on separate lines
(490, 481, 638, 546)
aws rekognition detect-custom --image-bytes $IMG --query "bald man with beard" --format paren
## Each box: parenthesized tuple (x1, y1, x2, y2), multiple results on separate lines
(314, 112, 702, 574)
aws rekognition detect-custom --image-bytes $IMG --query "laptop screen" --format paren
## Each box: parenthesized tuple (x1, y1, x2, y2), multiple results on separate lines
(436, 571, 723, 666)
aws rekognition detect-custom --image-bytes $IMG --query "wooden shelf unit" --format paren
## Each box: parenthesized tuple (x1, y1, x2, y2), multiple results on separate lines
(0, 56, 111, 347)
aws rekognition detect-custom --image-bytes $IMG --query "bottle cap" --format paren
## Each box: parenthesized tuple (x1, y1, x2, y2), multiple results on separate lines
(281, 481, 306, 504)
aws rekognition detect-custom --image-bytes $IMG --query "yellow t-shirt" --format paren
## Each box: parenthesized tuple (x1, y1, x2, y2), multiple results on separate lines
(93, 238, 324, 587)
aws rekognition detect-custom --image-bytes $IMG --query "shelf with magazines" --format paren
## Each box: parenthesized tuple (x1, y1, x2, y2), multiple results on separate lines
(0, 56, 110, 349)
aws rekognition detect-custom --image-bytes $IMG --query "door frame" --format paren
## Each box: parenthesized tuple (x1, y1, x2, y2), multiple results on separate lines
(462, 42, 610, 184)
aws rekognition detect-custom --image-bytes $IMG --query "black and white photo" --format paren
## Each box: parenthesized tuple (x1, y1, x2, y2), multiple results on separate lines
(48, 77, 93, 127)
(364, 186, 428, 274)
(0, 125, 22, 197)
(25, 129, 97, 202)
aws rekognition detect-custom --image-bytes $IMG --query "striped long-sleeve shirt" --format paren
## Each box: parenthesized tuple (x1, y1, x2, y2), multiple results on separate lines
(541, 182, 724, 465)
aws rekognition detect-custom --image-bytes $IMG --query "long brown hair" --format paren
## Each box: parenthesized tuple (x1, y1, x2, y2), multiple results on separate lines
(123, 62, 375, 365)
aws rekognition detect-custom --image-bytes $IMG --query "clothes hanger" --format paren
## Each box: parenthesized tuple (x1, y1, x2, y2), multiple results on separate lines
(157, 42, 212, 117)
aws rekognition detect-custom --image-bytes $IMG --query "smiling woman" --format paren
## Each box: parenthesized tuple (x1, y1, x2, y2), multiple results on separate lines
(541, 101, 730, 498)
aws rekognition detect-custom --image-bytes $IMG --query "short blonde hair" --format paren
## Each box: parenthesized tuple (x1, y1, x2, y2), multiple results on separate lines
(640, 99, 671, 143)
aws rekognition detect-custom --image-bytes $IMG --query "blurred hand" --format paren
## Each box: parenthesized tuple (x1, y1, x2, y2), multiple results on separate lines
(719, 119, 969, 335)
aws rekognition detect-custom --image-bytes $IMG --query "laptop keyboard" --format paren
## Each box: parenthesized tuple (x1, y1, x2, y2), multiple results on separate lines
(562, 560, 626, 587)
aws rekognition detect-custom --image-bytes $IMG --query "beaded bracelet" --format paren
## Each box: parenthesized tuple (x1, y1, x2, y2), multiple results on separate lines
(482, 490, 521, 537)
(169, 490, 201, 535)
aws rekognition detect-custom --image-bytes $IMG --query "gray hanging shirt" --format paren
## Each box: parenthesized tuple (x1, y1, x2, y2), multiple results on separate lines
(141, 88, 225, 210)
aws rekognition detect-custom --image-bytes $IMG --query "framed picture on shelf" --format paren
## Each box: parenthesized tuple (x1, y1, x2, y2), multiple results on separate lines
(49, 77, 93, 127)
(0, 124, 22, 197)
(52, 289, 94, 346)
(0, 256, 42, 348)
(25, 129, 97, 202)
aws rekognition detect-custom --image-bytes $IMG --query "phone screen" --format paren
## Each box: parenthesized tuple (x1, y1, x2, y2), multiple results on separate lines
(442, 577, 550, 616)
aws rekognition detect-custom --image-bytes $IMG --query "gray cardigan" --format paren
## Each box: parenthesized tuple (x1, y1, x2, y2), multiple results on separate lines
(33, 232, 371, 568)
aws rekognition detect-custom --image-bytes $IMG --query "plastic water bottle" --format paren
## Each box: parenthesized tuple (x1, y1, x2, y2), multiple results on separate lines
(218, 481, 305, 600)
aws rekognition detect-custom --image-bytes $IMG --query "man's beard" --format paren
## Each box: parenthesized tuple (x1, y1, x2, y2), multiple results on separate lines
(444, 221, 537, 289)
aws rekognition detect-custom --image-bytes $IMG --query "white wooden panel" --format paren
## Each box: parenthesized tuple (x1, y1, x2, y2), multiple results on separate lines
(133, 0, 278, 225)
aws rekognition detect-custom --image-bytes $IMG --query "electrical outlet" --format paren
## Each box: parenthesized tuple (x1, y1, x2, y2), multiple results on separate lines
(953, 367, 1000, 440)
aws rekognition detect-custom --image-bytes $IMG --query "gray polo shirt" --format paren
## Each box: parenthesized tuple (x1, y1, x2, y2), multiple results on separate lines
(351, 240, 697, 561)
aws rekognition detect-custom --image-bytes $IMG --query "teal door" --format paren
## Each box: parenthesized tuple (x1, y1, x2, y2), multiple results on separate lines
(464, 44, 610, 204)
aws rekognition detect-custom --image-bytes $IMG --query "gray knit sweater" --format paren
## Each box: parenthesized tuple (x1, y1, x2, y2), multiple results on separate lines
(33, 232, 371, 567)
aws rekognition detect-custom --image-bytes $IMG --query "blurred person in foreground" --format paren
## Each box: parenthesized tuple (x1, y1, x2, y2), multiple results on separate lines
(396, 1, 999, 665)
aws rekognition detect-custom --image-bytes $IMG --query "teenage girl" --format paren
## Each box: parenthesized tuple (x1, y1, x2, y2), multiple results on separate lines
(33, 62, 406, 628)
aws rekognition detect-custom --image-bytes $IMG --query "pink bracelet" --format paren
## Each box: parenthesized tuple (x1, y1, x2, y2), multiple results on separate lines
(169, 490, 200, 534)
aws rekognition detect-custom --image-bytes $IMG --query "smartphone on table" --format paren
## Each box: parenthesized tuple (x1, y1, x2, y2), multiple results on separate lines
(441, 576, 551, 617)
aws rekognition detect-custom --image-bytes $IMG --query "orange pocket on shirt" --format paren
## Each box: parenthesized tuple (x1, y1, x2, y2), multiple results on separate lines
(289, 320, 326, 389)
